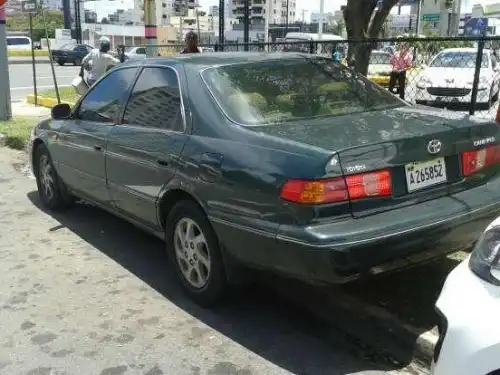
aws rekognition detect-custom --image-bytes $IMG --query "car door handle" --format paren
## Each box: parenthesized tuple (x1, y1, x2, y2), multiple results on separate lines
(157, 158, 170, 166)
(93, 145, 103, 151)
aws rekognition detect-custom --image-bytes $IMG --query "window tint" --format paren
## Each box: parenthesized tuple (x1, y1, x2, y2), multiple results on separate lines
(136, 47, 146, 54)
(77, 68, 138, 123)
(123, 67, 183, 131)
(430, 51, 488, 68)
(7, 37, 30, 45)
(202, 57, 402, 126)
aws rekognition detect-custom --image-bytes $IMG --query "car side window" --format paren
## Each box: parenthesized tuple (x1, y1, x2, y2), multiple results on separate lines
(137, 47, 146, 54)
(123, 67, 184, 131)
(77, 68, 139, 123)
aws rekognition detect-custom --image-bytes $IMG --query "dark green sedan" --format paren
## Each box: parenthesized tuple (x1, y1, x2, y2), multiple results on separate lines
(28, 52, 500, 306)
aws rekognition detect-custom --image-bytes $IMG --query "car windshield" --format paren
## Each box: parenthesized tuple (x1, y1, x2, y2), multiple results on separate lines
(430, 51, 489, 68)
(201, 57, 403, 126)
(61, 43, 76, 50)
(370, 52, 391, 65)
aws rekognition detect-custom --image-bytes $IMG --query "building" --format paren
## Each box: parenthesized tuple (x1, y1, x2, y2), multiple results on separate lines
(231, 0, 296, 25)
(209, 5, 219, 16)
(107, 9, 136, 24)
(310, 11, 334, 25)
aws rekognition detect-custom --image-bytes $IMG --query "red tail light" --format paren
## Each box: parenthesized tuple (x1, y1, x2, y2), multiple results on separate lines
(461, 144, 500, 176)
(280, 169, 392, 204)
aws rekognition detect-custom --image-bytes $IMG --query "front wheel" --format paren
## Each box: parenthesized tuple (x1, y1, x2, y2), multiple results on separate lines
(73, 57, 82, 66)
(34, 144, 74, 210)
(166, 200, 228, 307)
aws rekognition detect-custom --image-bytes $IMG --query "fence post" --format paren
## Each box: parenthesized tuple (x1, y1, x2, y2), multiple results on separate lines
(470, 39, 485, 116)
(309, 41, 315, 54)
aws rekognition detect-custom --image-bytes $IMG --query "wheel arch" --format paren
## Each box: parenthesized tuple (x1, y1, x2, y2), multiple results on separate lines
(157, 187, 208, 231)
(31, 138, 47, 174)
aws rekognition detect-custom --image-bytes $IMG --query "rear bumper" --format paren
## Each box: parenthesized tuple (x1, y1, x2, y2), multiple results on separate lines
(212, 177, 500, 284)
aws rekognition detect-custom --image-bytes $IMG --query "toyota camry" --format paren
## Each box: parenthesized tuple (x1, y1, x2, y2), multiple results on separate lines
(28, 52, 500, 306)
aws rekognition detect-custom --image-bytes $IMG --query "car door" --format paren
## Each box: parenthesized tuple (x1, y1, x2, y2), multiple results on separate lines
(75, 45, 89, 62)
(56, 67, 140, 204)
(106, 66, 188, 228)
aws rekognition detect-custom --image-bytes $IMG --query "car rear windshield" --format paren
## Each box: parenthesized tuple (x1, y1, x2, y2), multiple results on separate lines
(370, 52, 391, 65)
(430, 51, 488, 68)
(201, 57, 403, 126)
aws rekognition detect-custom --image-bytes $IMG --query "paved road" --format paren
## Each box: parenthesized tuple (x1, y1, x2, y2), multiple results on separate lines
(0, 147, 425, 375)
(8, 63, 79, 103)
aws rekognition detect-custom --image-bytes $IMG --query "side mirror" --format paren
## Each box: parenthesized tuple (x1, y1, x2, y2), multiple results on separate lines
(51, 103, 72, 120)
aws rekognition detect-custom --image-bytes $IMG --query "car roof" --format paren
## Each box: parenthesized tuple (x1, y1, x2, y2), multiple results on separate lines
(122, 52, 314, 69)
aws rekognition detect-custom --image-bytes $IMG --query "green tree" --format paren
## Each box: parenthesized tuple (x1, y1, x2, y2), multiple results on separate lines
(6, 10, 64, 41)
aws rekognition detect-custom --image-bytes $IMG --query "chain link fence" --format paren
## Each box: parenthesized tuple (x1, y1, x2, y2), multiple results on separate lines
(120, 36, 500, 122)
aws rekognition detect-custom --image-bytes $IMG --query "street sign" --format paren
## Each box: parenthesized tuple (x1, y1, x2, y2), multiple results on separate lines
(422, 13, 440, 22)
(464, 17, 488, 36)
(21, 0, 38, 13)
(0, 0, 7, 9)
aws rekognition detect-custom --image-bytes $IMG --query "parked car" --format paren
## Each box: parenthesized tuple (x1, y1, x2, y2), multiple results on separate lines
(432, 215, 500, 375)
(124, 46, 147, 60)
(367, 50, 393, 87)
(6, 36, 32, 51)
(28, 52, 500, 306)
(415, 47, 500, 108)
(51, 43, 93, 66)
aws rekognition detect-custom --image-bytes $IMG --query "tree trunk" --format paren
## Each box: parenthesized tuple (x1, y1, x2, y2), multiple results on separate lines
(343, 0, 400, 75)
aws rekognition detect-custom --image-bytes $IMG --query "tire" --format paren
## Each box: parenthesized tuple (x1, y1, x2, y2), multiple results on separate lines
(166, 200, 228, 307)
(57, 59, 66, 66)
(34, 143, 74, 211)
(73, 57, 82, 66)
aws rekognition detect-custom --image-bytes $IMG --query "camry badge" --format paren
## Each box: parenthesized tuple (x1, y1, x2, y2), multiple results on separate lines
(427, 139, 442, 155)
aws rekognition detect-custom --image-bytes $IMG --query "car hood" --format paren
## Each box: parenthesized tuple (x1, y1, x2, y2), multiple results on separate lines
(421, 67, 489, 86)
(367, 64, 392, 75)
(248, 105, 480, 152)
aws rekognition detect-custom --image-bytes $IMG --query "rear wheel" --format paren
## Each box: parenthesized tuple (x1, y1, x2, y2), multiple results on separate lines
(57, 59, 66, 66)
(166, 200, 228, 307)
(34, 144, 74, 210)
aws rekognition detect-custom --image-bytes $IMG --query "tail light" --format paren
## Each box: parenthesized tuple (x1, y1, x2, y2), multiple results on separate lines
(280, 169, 392, 205)
(461, 144, 500, 176)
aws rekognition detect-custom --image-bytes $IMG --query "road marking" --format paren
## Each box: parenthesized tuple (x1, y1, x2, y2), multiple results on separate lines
(11, 84, 71, 91)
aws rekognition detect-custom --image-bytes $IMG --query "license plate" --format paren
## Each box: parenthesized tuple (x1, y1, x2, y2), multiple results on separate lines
(405, 157, 447, 192)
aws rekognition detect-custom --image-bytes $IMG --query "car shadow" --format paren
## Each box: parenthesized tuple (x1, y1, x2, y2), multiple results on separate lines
(27, 192, 402, 375)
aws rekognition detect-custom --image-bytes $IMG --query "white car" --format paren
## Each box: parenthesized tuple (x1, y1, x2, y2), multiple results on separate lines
(415, 48, 500, 108)
(6, 36, 32, 51)
(432, 215, 500, 375)
(124, 46, 147, 60)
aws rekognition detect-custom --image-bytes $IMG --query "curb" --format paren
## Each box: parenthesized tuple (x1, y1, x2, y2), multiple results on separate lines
(8, 59, 51, 65)
(26, 94, 75, 109)
(271, 278, 437, 367)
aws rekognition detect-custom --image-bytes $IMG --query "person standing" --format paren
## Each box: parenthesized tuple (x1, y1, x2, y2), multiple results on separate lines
(389, 43, 413, 100)
(180, 31, 202, 54)
(79, 36, 120, 87)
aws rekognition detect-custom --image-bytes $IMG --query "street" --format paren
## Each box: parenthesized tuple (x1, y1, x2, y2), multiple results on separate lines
(8, 63, 79, 103)
(0, 147, 424, 375)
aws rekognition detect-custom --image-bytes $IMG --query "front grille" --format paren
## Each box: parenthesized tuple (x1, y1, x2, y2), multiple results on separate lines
(427, 87, 471, 97)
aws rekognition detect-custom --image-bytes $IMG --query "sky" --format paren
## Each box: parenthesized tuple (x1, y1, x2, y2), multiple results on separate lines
(87, 0, 491, 23)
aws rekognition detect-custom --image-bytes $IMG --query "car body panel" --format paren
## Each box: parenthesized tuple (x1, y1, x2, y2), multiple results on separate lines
(52, 44, 93, 65)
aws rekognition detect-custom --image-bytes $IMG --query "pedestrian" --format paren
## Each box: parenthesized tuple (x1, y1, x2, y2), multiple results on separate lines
(389, 42, 413, 100)
(332, 46, 343, 63)
(79, 36, 120, 87)
(180, 31, 202, 54)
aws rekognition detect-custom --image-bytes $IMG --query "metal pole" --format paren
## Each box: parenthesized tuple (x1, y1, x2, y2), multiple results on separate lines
(196, 8, 200, 39)
(0, 6, 11, 120)
(318, 0, 323, 40)
(41, 3, 61, 103)
(218, 0, 224, 49)
(285, 0, 289, 35)
(416, 0, 422, 35)
(179, 1, 183, 43)
(145, 0, 157, 56)
(244, 0, 249, 49)
(29, 13, 38, 106)
(470, 38, 485, 116)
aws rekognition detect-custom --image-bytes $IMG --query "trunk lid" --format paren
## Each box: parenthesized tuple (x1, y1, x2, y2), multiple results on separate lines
(251, 105, 500, 217)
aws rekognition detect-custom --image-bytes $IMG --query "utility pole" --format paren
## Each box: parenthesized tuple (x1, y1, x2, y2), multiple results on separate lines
(144, 0, 157, 56)
(299, 8, 307, 23)
(264, 0, 271, 45)
(244, 0, 250, 48)
(0, 2, 12, 120)
(285, 0, 289, 35)
(218, 0, 224, 48)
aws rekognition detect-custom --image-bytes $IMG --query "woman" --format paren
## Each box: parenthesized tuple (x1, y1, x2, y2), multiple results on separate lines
(388, 43, 413, 100)
(79, 36, 120, 87)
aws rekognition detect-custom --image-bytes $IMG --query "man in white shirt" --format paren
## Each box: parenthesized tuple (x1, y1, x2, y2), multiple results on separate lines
(80, 36, 120, 86)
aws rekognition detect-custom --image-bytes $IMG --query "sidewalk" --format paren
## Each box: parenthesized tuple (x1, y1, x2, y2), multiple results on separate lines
(11, 101, 51, 118)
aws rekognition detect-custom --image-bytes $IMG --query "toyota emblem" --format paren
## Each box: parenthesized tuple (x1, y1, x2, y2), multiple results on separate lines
(427, 139, 442, 155)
